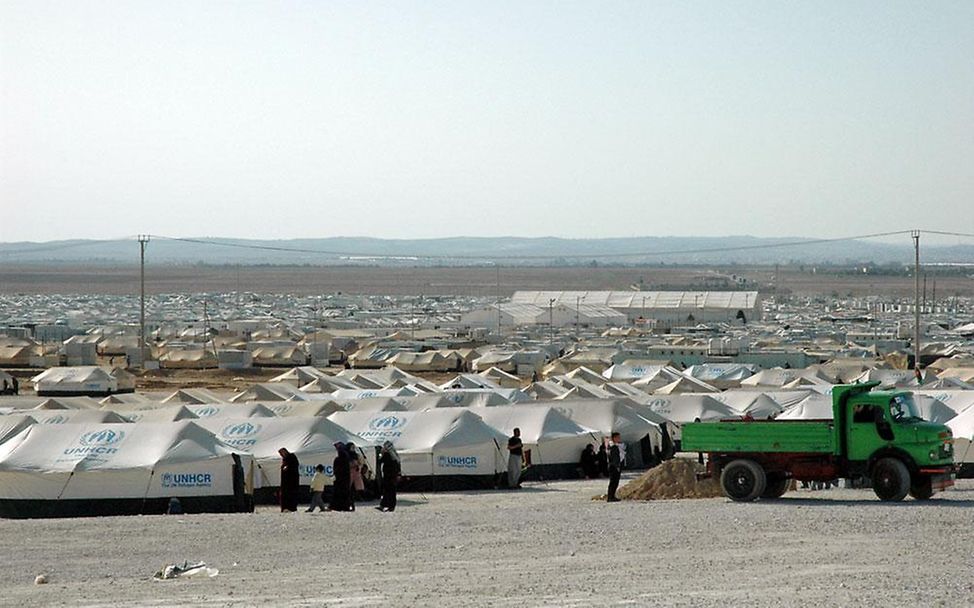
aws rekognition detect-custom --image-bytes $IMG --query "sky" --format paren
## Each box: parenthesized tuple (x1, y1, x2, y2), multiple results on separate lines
(1, 1, 972, 243)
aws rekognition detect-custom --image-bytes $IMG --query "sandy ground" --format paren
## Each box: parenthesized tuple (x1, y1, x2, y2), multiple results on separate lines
(2, 476, 973, 607)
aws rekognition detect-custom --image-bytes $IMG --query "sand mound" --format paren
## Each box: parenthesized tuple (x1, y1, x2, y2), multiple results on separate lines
(617, 458, 722, 500)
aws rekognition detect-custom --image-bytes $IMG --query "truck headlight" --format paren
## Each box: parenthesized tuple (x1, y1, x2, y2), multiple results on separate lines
(929, 450, 937, 460)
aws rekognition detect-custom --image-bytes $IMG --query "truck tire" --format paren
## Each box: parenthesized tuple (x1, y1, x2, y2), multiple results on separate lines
(720, 459, 766, 502)
(909, 476, 934, 500)
(761, 474, 789, 499)
(871, 458, 910, 502)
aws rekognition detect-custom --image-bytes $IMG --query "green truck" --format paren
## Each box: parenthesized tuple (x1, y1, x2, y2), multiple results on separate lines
(682, 382, 954, 502)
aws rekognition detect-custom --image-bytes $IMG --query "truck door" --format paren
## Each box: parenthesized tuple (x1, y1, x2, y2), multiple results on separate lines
(846, 403, 893, 461)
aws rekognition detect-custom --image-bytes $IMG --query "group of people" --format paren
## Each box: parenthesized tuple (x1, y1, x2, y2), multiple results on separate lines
(579, 433, 626, 501)
(277, 440, 402, 514)
(510, 428, 627, 502)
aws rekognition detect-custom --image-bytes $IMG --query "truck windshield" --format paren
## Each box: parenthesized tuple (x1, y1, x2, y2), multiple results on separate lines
(889, 394, 921, 422)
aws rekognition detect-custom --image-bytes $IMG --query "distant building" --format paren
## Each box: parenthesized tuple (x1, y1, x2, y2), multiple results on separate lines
(510, 291, 761, 329)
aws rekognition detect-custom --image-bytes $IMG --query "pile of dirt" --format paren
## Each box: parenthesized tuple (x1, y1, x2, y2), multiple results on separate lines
(617, 458, 723, 500)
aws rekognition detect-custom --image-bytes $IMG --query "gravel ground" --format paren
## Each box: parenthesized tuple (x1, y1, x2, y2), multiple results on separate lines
(2, 476, 972, 607)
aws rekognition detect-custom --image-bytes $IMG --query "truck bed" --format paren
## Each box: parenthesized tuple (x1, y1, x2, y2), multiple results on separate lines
(681, 420, 837, 455)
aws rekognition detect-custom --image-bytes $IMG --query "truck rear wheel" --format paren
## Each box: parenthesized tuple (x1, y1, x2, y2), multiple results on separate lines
(872, 458, 910, 502)
(909, 476, 934, 500)
(761, 475, 789, 499)
(720, 459, 766, 502)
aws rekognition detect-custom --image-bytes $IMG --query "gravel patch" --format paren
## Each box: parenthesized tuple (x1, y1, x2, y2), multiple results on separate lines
(1, 476, 972, 607)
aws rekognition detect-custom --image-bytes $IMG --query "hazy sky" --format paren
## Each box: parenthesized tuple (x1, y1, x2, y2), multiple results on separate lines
(2, 1, 972, 243)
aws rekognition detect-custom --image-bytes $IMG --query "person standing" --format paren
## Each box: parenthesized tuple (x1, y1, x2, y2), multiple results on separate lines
(278, 448, 300, 512)
(507, 428, 524, 489)
(329, 442, 351, 511)
(579, 444, 598, 479)
(306, 464, 328, 512)
(347, 442, 363, 511)
(606, 432, 626, 503)
(377, 441, 401, 512)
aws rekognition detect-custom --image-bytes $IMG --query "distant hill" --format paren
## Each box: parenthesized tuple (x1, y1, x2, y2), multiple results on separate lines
(0, 235, 972, 266)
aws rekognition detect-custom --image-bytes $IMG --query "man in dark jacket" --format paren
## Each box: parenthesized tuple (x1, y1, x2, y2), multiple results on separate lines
(606, 432, 626, 502)
(329, 441, 352, 511)
(278, 448, 300, 512)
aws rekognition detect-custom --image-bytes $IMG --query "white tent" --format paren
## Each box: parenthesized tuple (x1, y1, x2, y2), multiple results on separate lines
(913, 391, 974, 417)
(31, 409, 131, 425)
(229, 383, 313, 403)
(186, 403, 279, 419)
(642, 394, 739, 424)
(0, 415, 35, 446)
(33, 396, 102, 410)
(329, 388, 414, 401)
(330, 396, 409, 413)
(161, 388, 227, 405)
(264, 401, 343, 418)
(652, 376, 720, 395)
(708, 392, 783, 418)
(328, 409, 507, 488)
(120, 405, 199, 423)
(195, 417, 372, 489)
(269, 366, 330, 387)
(0, 422, 254, 518)
(99, 393, 156, 406)
(475, 406, 598, 476)
(777, 394, 834, 420)
(32, 366, 118, 396)
(439, 374, 501, 391)
(521, 399, 663, 467)
(946, 404, 974, 473)
(911, 394, 960, 424)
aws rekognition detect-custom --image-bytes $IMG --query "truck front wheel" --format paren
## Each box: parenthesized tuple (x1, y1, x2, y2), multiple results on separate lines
(720, 459, 766, 502)
(872, 458, 910, 502)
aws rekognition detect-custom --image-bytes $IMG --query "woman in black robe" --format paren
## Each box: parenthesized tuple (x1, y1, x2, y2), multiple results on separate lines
(329, 442, 352, 511)
(377, 441, 401, 512)
(579, 444, 599, 479)
(278, 448, 300, 512)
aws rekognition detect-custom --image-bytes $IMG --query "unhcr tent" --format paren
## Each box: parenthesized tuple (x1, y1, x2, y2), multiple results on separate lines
(328, 409, 507, 491)
(708, 392, 783, 418)
(330, 397, 409, 413)
(119, 405, 199, 423)
(161, 388, 227, 405)
(195, 417, 373, 502)
(264, 401, 343, 417)
(31, 410, 130, 425)
(0, 415, 35, 445)
(0, 422, 254, 518)
(642, 394, 739, 424)
(32, 367, 118, 397)
(476, 406, 598, 480)
(522, 399, 664, 468)
(777, 394, 834, 420)
(34, 396, 103, 410)
(229, 383, 313, 403)
(186, 403, 279, 419)
(913, 391, 974, 417)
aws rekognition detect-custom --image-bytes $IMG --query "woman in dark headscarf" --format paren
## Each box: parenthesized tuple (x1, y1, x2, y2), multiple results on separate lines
(329, 441, 352, 512)
(278, 448, 300, 512)
(377, 441, 401, 512)
(346, 442, 363, 511)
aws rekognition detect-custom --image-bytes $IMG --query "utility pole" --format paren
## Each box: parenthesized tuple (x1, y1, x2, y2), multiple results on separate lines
(912, 230, 921, 371)
(495, 263, 501, 335)
(548, 298, 555, 345)
(575, 295, 580, 341)
(138, 234, 150, 369)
